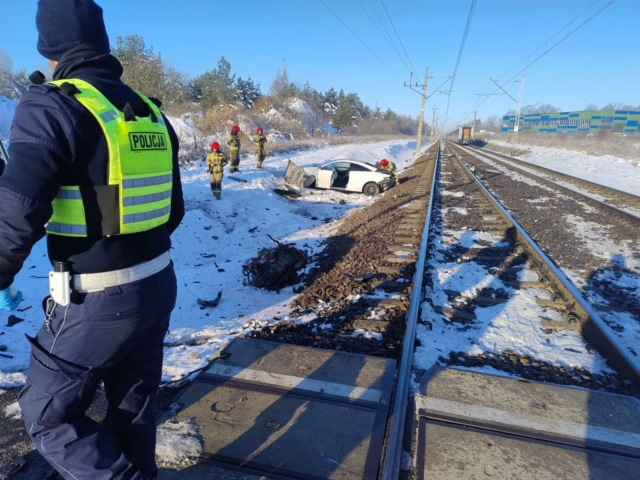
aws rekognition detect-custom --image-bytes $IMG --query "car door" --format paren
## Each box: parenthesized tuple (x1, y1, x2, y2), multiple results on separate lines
(329, 162, 352, 190)
(317, 162, 338, 189)
(346, 163, 374, 192)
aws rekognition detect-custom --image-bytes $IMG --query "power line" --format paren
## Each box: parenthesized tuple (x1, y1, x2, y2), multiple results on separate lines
(503, 0, 618, 83)
(443, 0, 478, 129)
(468, 0, 619, 117)
(379, 0, 418, 75)
(468, 0, 601, 114)
(494, 0, 600, 82)
(528, 3, 640, 75)
(357, 0, 411, 73)
(319, 0, 405, 81)
(368, 0, 403, 61)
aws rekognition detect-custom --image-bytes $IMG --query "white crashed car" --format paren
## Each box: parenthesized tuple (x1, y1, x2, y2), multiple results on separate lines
(285, 159, 395, 196)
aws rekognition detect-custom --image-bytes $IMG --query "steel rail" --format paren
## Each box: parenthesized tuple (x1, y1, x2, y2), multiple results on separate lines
(461, 144, 640, 224)
(470, 144, 640, 203)
(380, 144, 440, 480)
(446, 143, 640, 385)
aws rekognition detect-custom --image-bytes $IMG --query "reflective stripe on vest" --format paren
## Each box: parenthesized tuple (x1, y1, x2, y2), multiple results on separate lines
(45, 79, 173, 237)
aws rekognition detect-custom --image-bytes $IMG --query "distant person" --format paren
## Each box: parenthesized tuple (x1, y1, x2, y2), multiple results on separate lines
(227, 124, 241, 172)
(206, 141, 228, 199)
(378, 158, 398, 185)
(254, 126, 267, 169)
(1, 1, 184, 478)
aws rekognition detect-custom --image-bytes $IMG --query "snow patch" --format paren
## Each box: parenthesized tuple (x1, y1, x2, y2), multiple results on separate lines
(0, 96, 18, 141)
(156, 418, 203, 468)
(3, 401, 21, 420)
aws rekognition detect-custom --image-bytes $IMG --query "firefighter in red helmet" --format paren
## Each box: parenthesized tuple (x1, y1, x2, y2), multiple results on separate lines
(254, 126, 267, 169)
(227, 125, 241, 172)
(206, 141, 228, 199)
(377, 158, 398, 186)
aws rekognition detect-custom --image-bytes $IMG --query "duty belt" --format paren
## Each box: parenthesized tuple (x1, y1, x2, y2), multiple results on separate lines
(49, 252, 170, 305)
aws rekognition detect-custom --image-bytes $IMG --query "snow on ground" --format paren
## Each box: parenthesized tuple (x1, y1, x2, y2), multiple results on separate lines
(487, 140, 640, 196)
(156, 418, 203, 468)
(286, 98, 333, 135)
(0, 138, 418, 387)
(413, 182, 612, 376)
(0, 96, 18, 141)
(462, 146, 640, 363)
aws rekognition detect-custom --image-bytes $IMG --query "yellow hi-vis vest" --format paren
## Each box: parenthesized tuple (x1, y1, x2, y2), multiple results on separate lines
(46, 79, 173, 237)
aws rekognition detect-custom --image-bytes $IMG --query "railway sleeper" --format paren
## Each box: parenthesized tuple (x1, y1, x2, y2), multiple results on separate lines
(433, 305, 476, 322)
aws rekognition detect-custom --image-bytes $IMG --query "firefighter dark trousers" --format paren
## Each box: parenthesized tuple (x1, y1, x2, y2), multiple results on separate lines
(18, 264, 177, 480)
(229, 151, 240, 172)
(210, 172, 223, 200)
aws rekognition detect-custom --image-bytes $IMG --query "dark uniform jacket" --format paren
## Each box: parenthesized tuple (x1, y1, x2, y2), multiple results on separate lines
(0, 47, 185, 290)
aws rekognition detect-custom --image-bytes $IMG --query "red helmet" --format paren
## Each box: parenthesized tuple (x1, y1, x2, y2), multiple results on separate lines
(380, 159, 388, 167)
(211, 141, 220, 150)
(232, 125, 239, 133)
(257, 126, 263, 132)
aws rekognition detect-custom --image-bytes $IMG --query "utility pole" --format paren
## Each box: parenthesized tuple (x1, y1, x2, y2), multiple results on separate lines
(404, 67, 428, 155)
(473, 110, 477, 130)
(431, 105, 437, 142)
(511, 74, 525, 156)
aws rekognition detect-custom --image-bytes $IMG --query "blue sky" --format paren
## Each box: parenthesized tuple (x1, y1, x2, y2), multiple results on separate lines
(1, 0, 638, 131)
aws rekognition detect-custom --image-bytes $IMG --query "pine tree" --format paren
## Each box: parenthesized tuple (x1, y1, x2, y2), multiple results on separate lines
(194, 56, 236, 108)
(0, 50, 30, 100)
(235, 77, 262, 109)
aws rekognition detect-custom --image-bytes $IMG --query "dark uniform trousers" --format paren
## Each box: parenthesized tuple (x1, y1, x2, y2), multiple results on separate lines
(229, 151, 240, 172)
(210, 172, 223, 200)
(18, 263, 177, 480)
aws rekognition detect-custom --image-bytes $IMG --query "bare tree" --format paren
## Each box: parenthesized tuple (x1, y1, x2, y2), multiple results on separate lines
(584, 103, 599, 111)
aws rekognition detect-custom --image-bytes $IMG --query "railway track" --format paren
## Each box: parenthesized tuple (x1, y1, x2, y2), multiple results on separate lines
(460, 142, 640, 224)
(157, 141, 640, 479)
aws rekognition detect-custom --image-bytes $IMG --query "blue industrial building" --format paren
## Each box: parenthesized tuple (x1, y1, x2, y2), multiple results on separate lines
(502, 110, 640, 135)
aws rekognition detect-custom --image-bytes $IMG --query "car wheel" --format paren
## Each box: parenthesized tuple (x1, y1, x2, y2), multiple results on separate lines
(304, 175, 316, 188)
(363, 182, 381, 197)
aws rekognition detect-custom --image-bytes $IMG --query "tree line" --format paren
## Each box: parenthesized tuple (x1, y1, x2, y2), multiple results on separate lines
(0, 36, 422, 137)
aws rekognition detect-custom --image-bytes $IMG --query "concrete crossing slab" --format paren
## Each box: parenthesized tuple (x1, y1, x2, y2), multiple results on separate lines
(159, 338, 396, 480)
(413, 367, 640, 479)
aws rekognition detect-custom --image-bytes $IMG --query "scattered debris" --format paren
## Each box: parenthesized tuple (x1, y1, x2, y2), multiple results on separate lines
(273, 188, 303, 200)
(197, 291, 222, 309)
(6, 315, 23, 327)
(243, 237, 308, 290)
(227, 176, 247, 183)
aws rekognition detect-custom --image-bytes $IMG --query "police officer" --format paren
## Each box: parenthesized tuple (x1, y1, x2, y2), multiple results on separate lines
(253, 126, 267, 169)
(378, 158, 398, 186)
(227, 124, 241, 172)
(0, 1, 184, 478)
(206, 141, 228, 200)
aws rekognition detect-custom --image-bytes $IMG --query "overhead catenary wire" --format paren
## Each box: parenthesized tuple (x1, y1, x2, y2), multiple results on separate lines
(379, 0, 418, 76)
(468, 0, 602, 113)
(356, 0, 411, 73)
(503, 0, 619, 84)
(468, 0, 620, 118)
(494, 0, 601, 82)
(527, 3, 640, 76)
(368, 0, 405, 64)
(319, 0, 405, 82)
(442, 0, 478, 130)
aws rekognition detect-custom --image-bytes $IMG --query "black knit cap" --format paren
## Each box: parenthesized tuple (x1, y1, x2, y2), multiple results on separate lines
(36, 0, 110, 61)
